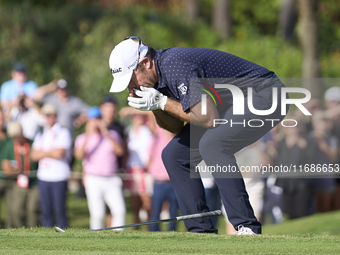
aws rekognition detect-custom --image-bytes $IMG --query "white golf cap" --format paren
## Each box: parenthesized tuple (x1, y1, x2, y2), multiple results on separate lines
(325, 86, 340, 102)
(109, 37, 148, 93)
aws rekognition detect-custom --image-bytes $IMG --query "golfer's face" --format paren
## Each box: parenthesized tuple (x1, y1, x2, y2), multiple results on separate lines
(128, 67, 156, 97)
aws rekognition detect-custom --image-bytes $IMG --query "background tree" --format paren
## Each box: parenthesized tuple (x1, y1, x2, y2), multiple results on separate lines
(212, 0, 231, 39)
(278, 0, 297, 41)
(185, 0, 199, 23)
(298, 0, 322, 98)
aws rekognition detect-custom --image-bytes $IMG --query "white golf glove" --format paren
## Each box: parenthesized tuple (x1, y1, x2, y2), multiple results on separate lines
(128, 86, 167, 111)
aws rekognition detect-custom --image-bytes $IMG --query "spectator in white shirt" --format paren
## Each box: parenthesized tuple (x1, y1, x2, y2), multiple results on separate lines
(31, 104, 72, 229)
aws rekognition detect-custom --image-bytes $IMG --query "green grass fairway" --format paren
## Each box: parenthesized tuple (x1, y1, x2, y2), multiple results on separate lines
(263, 210, 340, 236)
(1, 196, 340, 254)
(1, 228, 339, 255)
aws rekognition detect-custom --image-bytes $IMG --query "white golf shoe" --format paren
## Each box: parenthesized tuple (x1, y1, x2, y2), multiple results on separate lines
(233, 225, 256, 235)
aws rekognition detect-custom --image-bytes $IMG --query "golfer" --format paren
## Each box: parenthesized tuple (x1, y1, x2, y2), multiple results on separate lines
(108, 36, 286, 235)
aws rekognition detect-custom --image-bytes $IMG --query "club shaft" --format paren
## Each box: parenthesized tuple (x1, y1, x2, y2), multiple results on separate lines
(91, 210, 221, 231)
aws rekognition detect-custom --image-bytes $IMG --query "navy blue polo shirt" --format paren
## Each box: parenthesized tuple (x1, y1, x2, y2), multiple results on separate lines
(154, 47, 276, 112)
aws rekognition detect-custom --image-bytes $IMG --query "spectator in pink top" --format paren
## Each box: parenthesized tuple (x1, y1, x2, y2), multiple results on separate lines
(148, 124, 178, 231)
(74, 106, 125, 230)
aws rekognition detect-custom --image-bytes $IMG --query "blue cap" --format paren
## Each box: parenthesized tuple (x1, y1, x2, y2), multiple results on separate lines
(13, 62, 26, 72)
(87, 106, 102, 119)
(102, 96, 117, 105)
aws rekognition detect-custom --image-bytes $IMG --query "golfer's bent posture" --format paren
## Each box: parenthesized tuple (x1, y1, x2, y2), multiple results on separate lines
(108, 37, 286, 234)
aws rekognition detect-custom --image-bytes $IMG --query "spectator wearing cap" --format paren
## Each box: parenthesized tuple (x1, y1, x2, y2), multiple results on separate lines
(31, 104, 72, 229)
(0, 63, 37, 112)
(99, 96, 126, 226)
(0, 62, 55, 113)
(324, 87, 340, 124)
(101, 96, 125, 139)
(1, 121, 39, 228)
(35, 78, 89, 134)
(74, 106, 125, 230)
(101, 96, 125, 166)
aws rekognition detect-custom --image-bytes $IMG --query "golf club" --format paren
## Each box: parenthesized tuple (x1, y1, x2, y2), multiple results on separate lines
(91, 210, 221, 231)
(55, 226, 65, 233)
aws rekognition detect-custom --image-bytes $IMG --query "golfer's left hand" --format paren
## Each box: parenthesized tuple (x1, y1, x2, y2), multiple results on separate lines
(128, 86, 167, 111)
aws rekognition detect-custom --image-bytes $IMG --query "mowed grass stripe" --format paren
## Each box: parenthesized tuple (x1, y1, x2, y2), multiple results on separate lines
(263, 210, 340, 235)
(1, 229, 340, 254)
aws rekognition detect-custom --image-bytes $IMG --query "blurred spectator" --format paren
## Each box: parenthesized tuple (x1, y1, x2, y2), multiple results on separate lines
(310, 111, 338, 213)
(7, 93, 45, 140)
(0, 62, 55, 113)
(31, 104, 72, 229)
(35, 78, 89, 134)
(0, 108, 13, 227)
(100, 96, 126, 226)
(297, 98, 322, 133)
(147, 120, 178, 232)
(74, 106, 125, 230)
(274, 121, 315, 219)
(122, 110, 153, 229)
(201, 173, 221, 228)
(101, 96, 125, 139)
(1, 121, 39, 228)
(0, 63, 38, 112)
(260, 131, 284, 225)
(324, 86, 340, 210)
(324, 86, 340, 121)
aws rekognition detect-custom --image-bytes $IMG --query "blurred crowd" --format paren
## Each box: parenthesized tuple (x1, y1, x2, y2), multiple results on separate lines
(1, 63, 340, 232)
(0, 63, 178, 230)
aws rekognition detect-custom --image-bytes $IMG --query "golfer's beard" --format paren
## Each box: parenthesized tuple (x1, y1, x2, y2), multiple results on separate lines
(145, 73, 157, 88)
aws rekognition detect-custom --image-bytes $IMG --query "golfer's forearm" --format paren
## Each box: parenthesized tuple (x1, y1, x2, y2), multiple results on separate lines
(152, 109, 185, 134)
(163, 97, 219, 128)
(163, 98, 190, 123)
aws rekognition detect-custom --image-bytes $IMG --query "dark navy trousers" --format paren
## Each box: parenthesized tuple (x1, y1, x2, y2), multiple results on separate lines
(38, 180, 68, 229)
(162, 82, 285, 234)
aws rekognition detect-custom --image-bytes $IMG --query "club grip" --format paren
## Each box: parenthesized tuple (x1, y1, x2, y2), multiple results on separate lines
(176, 210, 221, 221)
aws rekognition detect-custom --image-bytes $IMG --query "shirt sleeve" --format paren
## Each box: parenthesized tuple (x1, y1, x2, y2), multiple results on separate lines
(0, 82, 10, 102)
(3, 140, 15, 161)
(164, 61, 206, 112)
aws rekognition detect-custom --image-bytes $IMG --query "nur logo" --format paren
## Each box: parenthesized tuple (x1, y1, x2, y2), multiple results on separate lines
(200, 84, 312, 116)
(199, 83, 223, 115)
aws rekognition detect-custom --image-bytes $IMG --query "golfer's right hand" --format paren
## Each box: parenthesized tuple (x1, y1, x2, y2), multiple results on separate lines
(127, 86, 167, 111)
